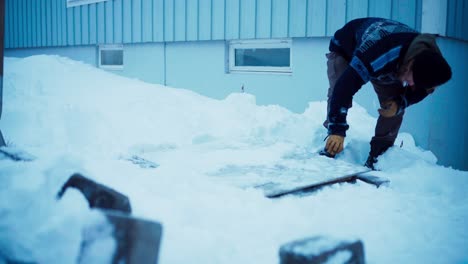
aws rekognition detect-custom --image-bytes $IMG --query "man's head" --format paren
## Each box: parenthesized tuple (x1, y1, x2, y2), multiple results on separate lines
(399, 50, 452, 92)
(412, 50, 452, 91)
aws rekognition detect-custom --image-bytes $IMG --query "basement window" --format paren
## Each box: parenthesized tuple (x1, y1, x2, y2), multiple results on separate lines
(98, 45, 123, 70)
(228, 39, 292, 73)
(67, 0, 109, 8)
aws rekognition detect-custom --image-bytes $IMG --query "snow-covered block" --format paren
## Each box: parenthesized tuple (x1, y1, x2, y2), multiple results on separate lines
(57, 173, 132, 214)
(79, 210, 163, 264)
(279, 236, 365, 264)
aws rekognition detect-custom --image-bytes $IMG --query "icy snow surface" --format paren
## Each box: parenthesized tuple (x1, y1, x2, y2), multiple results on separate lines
(1, 55, 467, 263)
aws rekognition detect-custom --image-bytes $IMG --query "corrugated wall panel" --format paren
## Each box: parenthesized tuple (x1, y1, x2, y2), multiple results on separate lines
(81, 5, 89, 44)
(289, 0, 307, 38)
(18, 0, 23, 47)
(51, 0, 57, 46)
(368, 0, 392, 18)
(89, 4, 97, 44)
(256, 0, 272, 39)
(326, 0, 346, 36)
(96, 2, 105, 43)
(153, 0, 164, 42)
(142, 0, 153, 42)
(47, 0, 52, 46)
(307, 0, 327, 36)
(173, 0, 184, 41)
(186, 0, 198, 41)
(347, 0, 368, 20)
(199, 0, 212, 40)
(212, 0, 225, 40)
(391, 0, 417, 28)
(132, 0, 142, 42)
(8, 0, 462, 48)
(239, 0, 255, 39)
(75, 3, 80, 44)
(104, 1, 113, 43)
(163, 0, 173, 42)
(123, 0, 132, 43)
(447, 0, 468, 41)
(113, 0, 123, 43)
(225, 0, 240, 39)
(60, 0, 67, 46)
(271, 0, 288, 38)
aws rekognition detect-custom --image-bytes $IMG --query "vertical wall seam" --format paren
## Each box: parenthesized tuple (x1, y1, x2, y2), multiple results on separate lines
(223, 0, 226, 39)
(163, 0, 165, 41)
(151, 0, 154, 41)
(172, 0, 175, 41)
(73, 6, 76, 45)
(88, 5, 91, 45)
(26, 0, 29, 47)
(130, 0, 133, 42)
(210, 0, 213, 40)
(305, 0, 309, 37)
(390, 0, 393, 20)
(344, 0, 348, 23)
(325, 0, 328, 36)
(45, 0, 48, 46)
(287, 0, 290, 37)
(20, 0, 23, 47)
(269, 0, 273, 38)
(50, 0, 53, 45)
(367, 0, 370, 17)
(112, 0, 115, 43)
(238, 0, 241, 39)
(104, 2, 107, 43)
(185, 0, 188, 41)
(80, 6, 83, 45)
(96, 3, 99, 43)
(142, 0, 144, 42)
(5, 0, 9, 48)
(196, 0, 199, 40)
(121, 0, 124, 43)
(254, 0, 257, 38)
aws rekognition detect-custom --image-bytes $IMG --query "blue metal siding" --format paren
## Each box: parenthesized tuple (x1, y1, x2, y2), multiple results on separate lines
(7, 0, 454, 48)
(447, 0, 468, 41)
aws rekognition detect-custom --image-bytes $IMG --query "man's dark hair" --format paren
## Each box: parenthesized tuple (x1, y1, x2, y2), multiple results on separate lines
(412, 50, 452, 90)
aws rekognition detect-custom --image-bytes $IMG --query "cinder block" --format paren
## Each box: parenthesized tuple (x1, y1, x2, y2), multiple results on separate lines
(79, 210, 163, 264)
(57, 173, 132, 214)
(279, 236, 365, 264)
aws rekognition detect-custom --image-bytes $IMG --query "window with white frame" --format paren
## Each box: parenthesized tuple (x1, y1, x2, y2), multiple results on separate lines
(229, 39, 292, 73)
(67, 0, 109, 8)
(98, 45, 123, 70)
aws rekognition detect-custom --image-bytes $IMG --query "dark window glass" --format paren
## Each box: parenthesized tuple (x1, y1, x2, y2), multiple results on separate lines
(235, 48, 290, 67)
(101, 50, 123, 66)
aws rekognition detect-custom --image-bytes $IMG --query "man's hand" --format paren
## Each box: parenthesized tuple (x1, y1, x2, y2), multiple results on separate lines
(325, 135, 345, 156)
(378, 100, 398, 118)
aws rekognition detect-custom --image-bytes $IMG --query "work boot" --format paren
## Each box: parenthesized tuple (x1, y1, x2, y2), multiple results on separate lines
(364, 155, 378, 170)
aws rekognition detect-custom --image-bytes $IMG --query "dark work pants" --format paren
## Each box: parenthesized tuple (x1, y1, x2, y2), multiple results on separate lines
(324, 52, 404, 158)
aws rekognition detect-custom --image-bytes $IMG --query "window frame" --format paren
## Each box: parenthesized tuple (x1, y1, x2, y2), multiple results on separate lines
(228, 39, 292, 74)
(67, 0, 109, 8)
(98, 44, 124, 70)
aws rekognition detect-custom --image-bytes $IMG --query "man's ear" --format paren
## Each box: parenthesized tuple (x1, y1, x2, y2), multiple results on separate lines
(403, 59, 414, 74)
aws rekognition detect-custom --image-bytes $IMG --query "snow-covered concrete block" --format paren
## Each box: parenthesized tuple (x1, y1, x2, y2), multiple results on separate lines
(57, 173, 132, 214)
(79, 210, 163, 264)
(279, 236, 365, 264)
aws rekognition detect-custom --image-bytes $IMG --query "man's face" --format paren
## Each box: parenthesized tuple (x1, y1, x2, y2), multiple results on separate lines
(398, 59, 415, 88)
(399, 69, 414, 88)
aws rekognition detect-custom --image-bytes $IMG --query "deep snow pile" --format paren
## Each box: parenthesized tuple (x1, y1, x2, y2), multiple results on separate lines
(1, 55, 467, 263)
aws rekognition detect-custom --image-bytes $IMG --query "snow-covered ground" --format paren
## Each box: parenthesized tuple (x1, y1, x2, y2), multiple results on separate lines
(1, 55, 467, 263)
